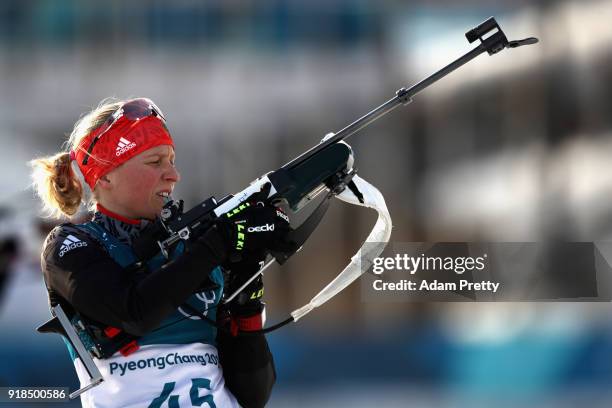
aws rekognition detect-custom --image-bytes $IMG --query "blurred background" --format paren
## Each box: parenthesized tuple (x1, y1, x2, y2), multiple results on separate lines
(2, 0, 612, 406)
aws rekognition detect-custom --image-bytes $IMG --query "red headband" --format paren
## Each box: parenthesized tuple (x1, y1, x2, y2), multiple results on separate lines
(74, 111, 174, 189)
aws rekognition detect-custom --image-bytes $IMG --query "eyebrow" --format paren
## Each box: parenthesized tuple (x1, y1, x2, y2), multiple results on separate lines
(144, 152, 175, 160)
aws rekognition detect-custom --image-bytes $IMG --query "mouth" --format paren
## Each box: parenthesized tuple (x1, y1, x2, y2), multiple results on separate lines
(155, 190, 173, 202)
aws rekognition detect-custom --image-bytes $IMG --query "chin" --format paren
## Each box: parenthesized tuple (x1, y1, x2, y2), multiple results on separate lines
(135, 208, 157, 221)
(145, 210, 160, 220)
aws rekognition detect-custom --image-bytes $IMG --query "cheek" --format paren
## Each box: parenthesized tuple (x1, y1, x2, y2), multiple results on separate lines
(119, 169, 159, 200)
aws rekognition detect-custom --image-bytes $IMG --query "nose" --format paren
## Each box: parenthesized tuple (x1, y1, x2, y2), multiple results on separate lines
(163, 163, 180, 183)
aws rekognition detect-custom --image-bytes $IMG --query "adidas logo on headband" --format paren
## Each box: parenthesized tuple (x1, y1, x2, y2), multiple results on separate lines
(116, 137, 137, 156)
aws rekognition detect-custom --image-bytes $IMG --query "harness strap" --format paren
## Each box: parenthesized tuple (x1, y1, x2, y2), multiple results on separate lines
(68, 221, 143, 358)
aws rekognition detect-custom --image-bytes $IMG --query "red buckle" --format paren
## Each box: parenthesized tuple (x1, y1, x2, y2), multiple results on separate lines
(119, 340, 139, 357)
(104, 326, 121, 338)
(230, 313, 263, 336)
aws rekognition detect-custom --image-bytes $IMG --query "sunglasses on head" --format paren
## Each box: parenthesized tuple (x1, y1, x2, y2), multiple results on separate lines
(82, 98, 166, 165)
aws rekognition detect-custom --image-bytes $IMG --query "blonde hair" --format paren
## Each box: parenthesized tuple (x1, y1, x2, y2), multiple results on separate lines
(30, 97, 124, 218)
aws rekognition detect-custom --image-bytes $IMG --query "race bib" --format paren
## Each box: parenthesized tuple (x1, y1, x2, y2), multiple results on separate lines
(74, 343, 239, 408)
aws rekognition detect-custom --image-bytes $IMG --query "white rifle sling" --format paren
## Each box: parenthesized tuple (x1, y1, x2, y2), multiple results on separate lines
(291, 175, 392, 321)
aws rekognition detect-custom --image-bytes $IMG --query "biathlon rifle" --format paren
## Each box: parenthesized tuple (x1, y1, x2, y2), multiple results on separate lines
(134, 17, 538, 267)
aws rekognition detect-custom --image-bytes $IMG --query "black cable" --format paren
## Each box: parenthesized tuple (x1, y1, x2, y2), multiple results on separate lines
(180, 303, 294, 336)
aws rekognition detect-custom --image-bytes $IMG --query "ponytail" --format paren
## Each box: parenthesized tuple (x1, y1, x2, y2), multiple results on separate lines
(30, 97, 123, 219)
(30, 151, 83, 218)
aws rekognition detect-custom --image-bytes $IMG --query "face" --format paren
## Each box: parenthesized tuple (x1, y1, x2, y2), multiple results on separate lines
(96, 145, 180, 220)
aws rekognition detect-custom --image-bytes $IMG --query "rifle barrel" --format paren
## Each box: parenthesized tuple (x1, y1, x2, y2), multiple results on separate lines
(281, 43, 486, 171)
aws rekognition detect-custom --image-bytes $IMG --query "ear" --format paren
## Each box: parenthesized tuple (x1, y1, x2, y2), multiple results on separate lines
(97, 175, 113, 190)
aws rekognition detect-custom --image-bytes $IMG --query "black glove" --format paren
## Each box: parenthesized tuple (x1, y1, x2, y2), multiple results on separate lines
(225, 260, 265, 317)
(218, 183, 298, 262)
(222, 259, 266, 335)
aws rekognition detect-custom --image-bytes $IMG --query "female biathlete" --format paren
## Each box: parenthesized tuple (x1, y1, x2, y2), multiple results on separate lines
(30, 97, 295, 408)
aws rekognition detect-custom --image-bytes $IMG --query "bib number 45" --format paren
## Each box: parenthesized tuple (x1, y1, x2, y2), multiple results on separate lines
(149, 378, 215, 408)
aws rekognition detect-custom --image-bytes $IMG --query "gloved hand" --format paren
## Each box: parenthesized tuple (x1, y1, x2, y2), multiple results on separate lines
(217, 183, 298, 263)
(224, 259, 266, 335)
(226, 260, 265, 315)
